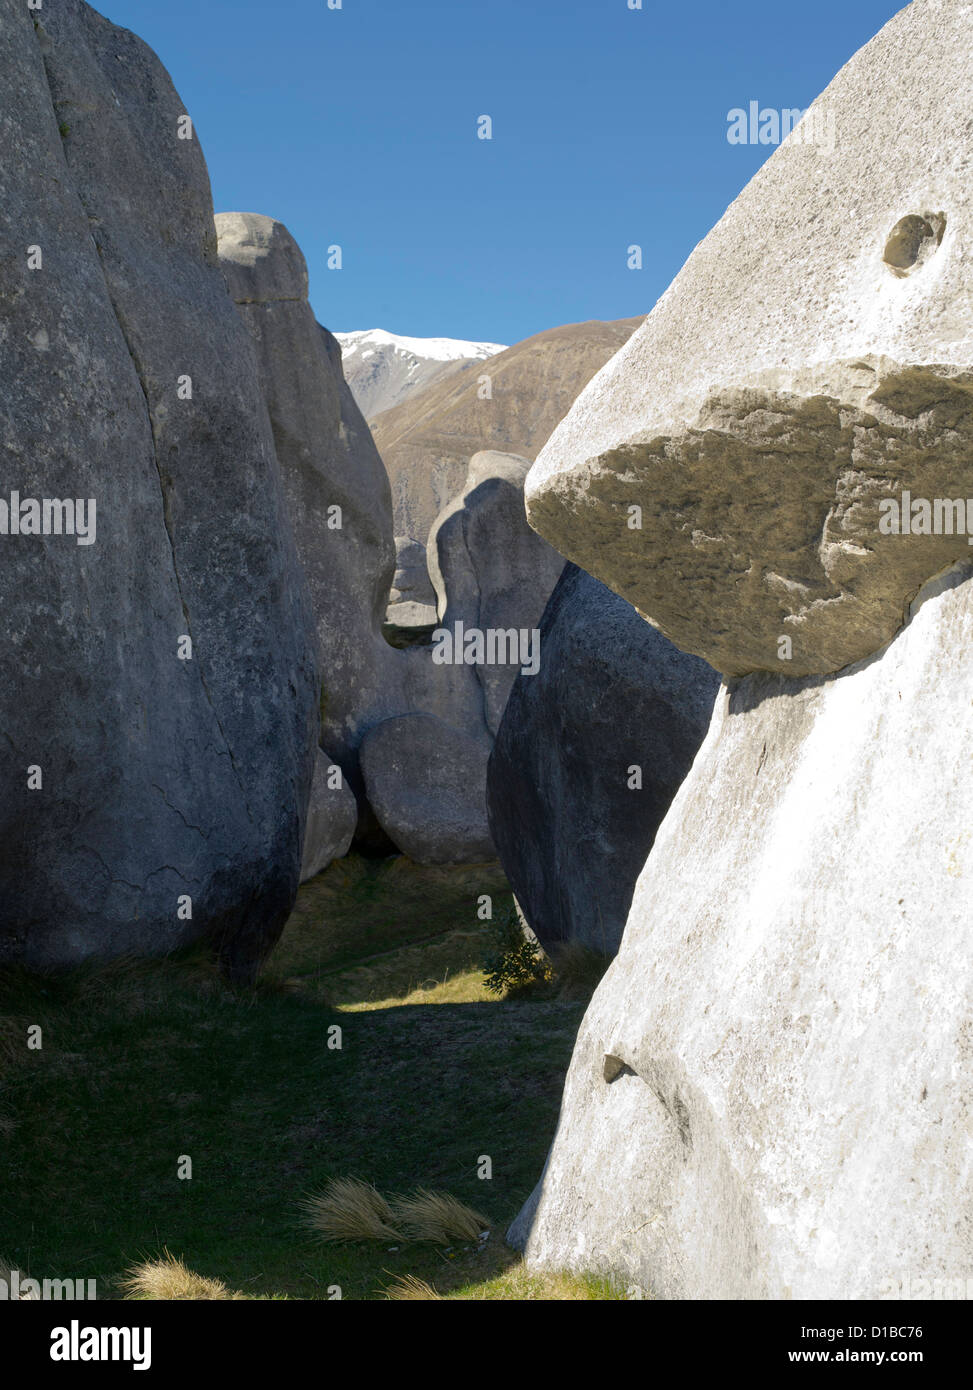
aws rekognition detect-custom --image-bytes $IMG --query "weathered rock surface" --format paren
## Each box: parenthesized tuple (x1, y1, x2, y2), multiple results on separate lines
(525, 1, 973, 678)
(216, 211, 402, 783)
(487, 564, 719, 955)
(384, 535, 438, 638)
(299, 751, 358, 882)
(373, 318, 643, 541)
(0, 2, 317, 976)
(514, 1, 973, 1298)
(515, 564, 973, 1298)
(359, 714, 495, 864)
(217, 216, 497, 858)
(428, 452, 565, 735)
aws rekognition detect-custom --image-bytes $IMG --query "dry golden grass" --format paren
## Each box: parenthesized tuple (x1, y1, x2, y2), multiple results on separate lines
(120, 1250, 237, 1300)
(381, 1273, 443, 1300)
(390, 1188, 490, 1245)
(302, 1178, 403, 1243)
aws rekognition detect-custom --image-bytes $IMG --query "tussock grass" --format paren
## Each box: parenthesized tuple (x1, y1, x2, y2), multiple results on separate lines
(120, 1250, 237, 1300)
(391, 1189, 489, 1245)
(381, 1273, 443, 1300)
(0, 1256, 39, 1298)
(1, 855, 595, 1299)
(302, 1178, 403, 1243)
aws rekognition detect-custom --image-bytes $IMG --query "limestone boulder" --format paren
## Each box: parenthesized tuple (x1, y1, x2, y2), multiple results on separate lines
(384, 535, 438, 640)
(487, 564, 718, 955)
(515, 564, 973, 1298)
(300, 751, 358, 882)
(429, 452, 565, 734)
(359, 714, 495, 864)
(0, 2, 318, 978)
(525, 0, 973, 679)
(514, 0, 973, 1299)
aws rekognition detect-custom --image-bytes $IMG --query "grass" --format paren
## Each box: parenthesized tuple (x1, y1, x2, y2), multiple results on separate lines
(390, 1189, 489, 1244)
(120, 1250, 239, 1301)
(302, 1178, 403, 1243)
(0, 853, 611, 1299)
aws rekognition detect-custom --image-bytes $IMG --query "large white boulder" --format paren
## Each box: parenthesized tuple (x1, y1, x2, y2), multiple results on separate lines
(513, 0, 973, 1298)
(525, 0, 973, 679)
(514, 564, 973, 1298)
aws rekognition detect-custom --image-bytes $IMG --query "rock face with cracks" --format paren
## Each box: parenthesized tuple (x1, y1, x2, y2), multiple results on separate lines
(525, 0, 973, 679)
(487, 564, 718, 956)
(217, 212, 495, 858)
(0, 2, 318, 977)
(513, 0, 973, 1298)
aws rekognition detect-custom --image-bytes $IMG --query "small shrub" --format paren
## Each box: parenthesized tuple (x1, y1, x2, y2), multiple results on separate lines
(482, 902, 551, 995)
(390, 1189, 489, 1245)
(302, 1177, 402, 1243)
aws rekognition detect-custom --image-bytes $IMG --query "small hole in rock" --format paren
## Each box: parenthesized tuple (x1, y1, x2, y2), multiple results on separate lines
(603, 1054, 636, 1083)
(883, 212, 946, 276)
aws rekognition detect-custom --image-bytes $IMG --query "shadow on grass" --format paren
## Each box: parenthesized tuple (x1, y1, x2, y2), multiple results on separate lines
(0, 855, 590, 1300)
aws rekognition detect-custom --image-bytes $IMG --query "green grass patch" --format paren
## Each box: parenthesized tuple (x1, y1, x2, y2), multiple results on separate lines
(0, 854, 601, 1300)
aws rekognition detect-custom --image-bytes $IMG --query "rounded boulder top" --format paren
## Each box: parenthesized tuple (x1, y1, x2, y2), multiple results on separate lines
(215, 211, 309, 305)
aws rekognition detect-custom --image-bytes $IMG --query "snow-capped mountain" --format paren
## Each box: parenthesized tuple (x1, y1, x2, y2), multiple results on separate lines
(335, 328, 506, 421)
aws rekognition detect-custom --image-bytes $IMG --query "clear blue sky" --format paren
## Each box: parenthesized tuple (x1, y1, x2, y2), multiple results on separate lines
(99, 0, 904, 345)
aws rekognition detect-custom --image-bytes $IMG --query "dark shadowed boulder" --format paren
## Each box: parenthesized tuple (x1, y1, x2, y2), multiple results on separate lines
(0, 2, 318, 978)
(359, 713, 495, 864)
(300, 751, 358, 882)
(487, 564, 718, 954)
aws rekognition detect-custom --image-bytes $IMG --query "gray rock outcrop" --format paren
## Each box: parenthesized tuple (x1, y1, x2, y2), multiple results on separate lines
(513, 0, 973, 1298)
(216, 211, 403, 786)
(0, 2, 318, 977)
(515, 563, 973, 1298)
(384, 535, 438, 640)
(300, 751, 358, 882)
(487, 564, 718, 955)
(359, 714, 495, 865)
(217, 222, 553, 863)
(428, 452, 565, 735)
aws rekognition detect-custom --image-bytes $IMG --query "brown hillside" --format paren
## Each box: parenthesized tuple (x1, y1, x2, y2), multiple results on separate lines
(370, 317, 643, 542)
